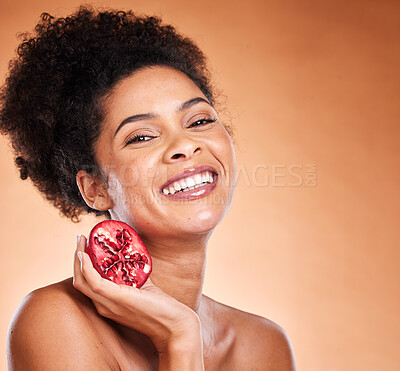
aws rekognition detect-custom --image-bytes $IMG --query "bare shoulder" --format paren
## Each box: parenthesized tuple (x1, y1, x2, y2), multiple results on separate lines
(7, 278, 118, 371)
(208, 297, 297, 371)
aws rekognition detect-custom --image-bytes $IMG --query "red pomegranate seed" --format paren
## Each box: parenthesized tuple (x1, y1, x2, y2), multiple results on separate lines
(85, 220, 152, 288)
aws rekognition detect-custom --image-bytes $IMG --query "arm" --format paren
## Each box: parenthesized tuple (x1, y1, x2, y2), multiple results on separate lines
(73, 235, 204, 371)
(266, 324, 297, 371)
(7, 288, 115, 371)
(232, 313, 297, 371)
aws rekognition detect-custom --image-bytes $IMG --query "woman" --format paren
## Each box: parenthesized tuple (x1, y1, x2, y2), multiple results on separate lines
(2, 7, 296, 370)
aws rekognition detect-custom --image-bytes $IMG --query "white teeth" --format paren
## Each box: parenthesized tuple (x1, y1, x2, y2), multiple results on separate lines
(186, 177, 196, 187)
(194, 174, 202, 184)
(162, 171, 215, 195)
(179, 179, 187, 189)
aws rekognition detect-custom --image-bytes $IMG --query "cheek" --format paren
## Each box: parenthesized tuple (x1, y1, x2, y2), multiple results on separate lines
(210, 130, 237, 181)
(105, 173, 131, 220)
(107, 152, 158, 191)
(109, 164, 162, 215)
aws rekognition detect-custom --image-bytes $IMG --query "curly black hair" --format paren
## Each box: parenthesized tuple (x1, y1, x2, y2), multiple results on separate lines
(0, 6, 219, 222)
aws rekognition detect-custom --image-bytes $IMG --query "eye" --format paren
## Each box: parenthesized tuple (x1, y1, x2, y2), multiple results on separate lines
(125, 134, 155, 146)
(188, 117, 217, 128)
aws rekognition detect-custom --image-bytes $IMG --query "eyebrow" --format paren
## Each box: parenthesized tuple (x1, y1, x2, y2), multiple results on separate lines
(113, 97, 212, 138)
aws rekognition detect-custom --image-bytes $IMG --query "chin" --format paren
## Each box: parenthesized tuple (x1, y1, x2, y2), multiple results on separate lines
(175, 190, 235, 234)
(174, 206, 231, 236)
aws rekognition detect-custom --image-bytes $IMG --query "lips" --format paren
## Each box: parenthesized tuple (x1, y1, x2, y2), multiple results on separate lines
(160, 165, 218, 196)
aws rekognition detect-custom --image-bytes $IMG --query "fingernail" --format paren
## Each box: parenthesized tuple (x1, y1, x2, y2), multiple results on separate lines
(77, 251, 82, 262)
(77, 235, 82, 244)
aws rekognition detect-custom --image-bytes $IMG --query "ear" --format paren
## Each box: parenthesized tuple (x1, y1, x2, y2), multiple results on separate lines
(76, 170, 114, 211)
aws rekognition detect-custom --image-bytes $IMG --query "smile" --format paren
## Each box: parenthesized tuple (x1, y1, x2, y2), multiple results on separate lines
(162, 171, 214, 195)
(160, 166, 218, 200)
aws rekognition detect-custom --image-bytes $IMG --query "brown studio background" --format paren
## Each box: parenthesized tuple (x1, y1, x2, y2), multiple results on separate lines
(1, 1, 399, 370)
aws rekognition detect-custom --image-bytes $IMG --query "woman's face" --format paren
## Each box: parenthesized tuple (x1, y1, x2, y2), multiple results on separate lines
(94, 66, 236, 242)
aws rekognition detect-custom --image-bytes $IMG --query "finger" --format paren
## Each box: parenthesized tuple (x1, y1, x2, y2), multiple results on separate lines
(73, 235, 88, 287)
(79, 251, 130, 299)
(76, 239, 155, 311)
(79, 252, 165, 318)
(73, 235, 84, 283)
(72, 235, 115, 305)
(76, 245, 142, 312)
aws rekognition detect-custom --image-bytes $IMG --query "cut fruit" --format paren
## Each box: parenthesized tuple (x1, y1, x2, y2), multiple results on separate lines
(85, 220, 152, 288)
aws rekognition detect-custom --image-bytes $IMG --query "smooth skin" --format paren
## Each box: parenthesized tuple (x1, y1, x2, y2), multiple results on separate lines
(7, 66, 297, 370)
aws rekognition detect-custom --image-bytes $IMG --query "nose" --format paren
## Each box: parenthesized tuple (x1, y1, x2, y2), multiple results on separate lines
(162, 133, 202, 163)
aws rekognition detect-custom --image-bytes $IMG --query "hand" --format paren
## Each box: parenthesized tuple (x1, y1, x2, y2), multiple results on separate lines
(73, 235, 201, 354)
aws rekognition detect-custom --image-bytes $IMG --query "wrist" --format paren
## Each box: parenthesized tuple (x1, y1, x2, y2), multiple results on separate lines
(158, 333, 204, 371)
(152, 307, 201, 350)
(156, 314, 204, 371)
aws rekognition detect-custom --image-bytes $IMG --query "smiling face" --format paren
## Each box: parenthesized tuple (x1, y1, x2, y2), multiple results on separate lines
(91, 66, 236, 242)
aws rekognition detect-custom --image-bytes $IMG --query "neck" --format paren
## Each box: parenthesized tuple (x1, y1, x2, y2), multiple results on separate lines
(141, 234, 209, 312)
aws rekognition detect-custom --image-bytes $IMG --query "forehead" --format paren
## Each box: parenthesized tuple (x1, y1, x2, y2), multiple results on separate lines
(103, 66, 207, 116)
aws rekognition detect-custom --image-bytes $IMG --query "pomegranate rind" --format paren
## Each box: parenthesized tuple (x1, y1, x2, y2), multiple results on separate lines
(85, 220, 152, 288)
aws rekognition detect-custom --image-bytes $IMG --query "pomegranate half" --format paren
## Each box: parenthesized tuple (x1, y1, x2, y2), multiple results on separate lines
(85, 220, 152, 288)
